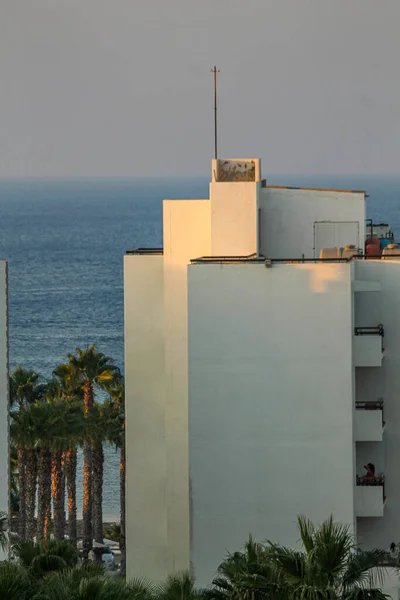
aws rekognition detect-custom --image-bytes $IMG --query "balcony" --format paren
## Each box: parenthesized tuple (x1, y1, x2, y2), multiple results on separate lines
(355, 399, 385, 442)
(355, 476, 385, 517)
(354, 326, 384, 367)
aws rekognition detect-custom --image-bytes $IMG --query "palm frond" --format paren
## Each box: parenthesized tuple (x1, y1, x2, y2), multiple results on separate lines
(155, 571, 199, 600)
(268, 544, 307, 585)
(30, 554, 68, 578)
(0, 562, 31, 600)
(297, 515, 315, 555)
(312, 515, 354, 580)
(342, 550, 388, 590)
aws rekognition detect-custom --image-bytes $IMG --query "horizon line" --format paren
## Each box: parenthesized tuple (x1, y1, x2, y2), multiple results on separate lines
(0, 172, 399, 181)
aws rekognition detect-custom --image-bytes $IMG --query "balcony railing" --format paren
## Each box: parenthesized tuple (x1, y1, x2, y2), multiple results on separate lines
(354, 326, 385, 367)
(357, 475, 385, 488)
(354, 325, 384, 337)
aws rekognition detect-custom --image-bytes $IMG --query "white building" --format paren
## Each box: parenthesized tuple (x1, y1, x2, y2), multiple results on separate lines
(0, 262, 9, 560)
(124, 159, 400, 594)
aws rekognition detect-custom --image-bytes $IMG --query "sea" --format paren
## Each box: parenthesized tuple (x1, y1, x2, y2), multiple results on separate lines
(0, 173, 399, 519)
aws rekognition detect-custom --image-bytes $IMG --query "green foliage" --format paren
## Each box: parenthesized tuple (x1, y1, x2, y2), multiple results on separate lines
(0, 562, 32, 600)
(9, 366, 45, 410)
(103, 523, 121, 542)
(155, 572, 201, 600)
(30, 554, 68, 577)
(0, 518, 391, 600)
(267, 515, 388, 600)
(60, 344, 121, 389)
(207, 536, 285, 600)
(0, 511, 7, 552)
(13, 539, 78, 569)
(34, 566, 153, 600)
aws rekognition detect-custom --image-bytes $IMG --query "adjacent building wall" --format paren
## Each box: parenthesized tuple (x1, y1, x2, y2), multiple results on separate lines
(162, 199, 211, 573)
(124, 255, 167, 580)
(353, 260, 400, 552)
(188, 262, 355, 585)
(259, 188, 366, 259)
(0, 263, 8, 561)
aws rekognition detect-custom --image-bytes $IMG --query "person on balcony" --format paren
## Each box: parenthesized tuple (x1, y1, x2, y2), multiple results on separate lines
(389, 543, 399, 564)
(364, 463, 376, 482)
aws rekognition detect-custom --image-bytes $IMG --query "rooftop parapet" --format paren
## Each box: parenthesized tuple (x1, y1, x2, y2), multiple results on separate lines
(211, 158, 261, 182)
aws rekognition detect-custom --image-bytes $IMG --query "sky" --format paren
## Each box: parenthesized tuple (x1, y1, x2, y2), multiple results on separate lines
(1, 0, 400, 177)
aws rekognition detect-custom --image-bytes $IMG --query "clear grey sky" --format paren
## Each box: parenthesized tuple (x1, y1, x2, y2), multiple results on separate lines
(1, 0, 400, 177)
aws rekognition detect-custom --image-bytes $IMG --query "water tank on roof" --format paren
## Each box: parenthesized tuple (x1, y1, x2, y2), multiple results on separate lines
(366, 244, 380, 257)
(380, 238, 391, 250)
(366, 236, 379, 246)
(365, 236, 380, 256)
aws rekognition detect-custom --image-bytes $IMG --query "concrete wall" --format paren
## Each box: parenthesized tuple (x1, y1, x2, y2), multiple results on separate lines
(353, 260, 400, 552)
(355, 486, 385, 518)
(353, 336, 383, 367)
(259, 188, 366, 259)
(210, 183, 259, 256)
(0, 263, 8, 561)
(188, 262, 355, 585)
(163, 200, 211, 573)
(124, 255, 167, 580)
(354, 410, 384, 442)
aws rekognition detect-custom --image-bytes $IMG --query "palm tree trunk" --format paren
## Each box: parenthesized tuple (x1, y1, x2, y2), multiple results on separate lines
(83, 380, 94, 559)
(65, 447, 77, 544)
(83, 441, 93, 559)
(120, 427, 126, 576)
(51, 449, 64, 540)
(17, 446, 26, 541)
(25, 448, 37, 541)
(37, 448, 51, 540)
(92, 440, 104, 546)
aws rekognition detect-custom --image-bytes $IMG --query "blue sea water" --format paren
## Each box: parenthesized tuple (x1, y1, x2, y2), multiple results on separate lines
(0, 173, 399, 516)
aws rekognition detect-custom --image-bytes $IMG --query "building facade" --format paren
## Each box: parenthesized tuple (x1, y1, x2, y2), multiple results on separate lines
(124, 159, 398, 593)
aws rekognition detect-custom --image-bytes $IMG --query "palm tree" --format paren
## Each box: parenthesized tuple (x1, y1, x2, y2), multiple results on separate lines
(11, 403, 52, 541)
(58, 345, 120, 558)
(9, 447, 19, 515)
(10, 409, 38, 541)
(13, 538, 78, 569)
(89, 402, 109, 551)
(9, 366, 45, 411)
(38, 565, 153, 600)
(0, 563, 31, 600)
(156, 572, 202, 600)
(22, 401, 66, 540)
(50, 401, 84, 541)
(36, 416, 52, 541)
(105, 377, 126, 574)
(64, 446, 78, 544)
(208, 535, 283, 600)
(10, 366, 44, 541)
(267, 515, 387, 600)
(52, 369, 84, 545)
(43, 381, 84, 542)
(0, 511, 7, 553)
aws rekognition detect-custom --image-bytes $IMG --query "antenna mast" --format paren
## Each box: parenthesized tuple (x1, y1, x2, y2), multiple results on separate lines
(211, 66, 220, 159)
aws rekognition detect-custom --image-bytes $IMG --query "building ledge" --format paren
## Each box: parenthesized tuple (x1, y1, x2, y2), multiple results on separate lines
(126, 248, 163, 255)
(267, 185, 367, 195)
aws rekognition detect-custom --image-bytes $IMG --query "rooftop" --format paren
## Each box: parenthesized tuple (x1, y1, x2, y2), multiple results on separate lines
(266, 185, 367, 195)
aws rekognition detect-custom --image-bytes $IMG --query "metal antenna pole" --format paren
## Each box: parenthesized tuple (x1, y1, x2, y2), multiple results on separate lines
(211, 66, 220, 159)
